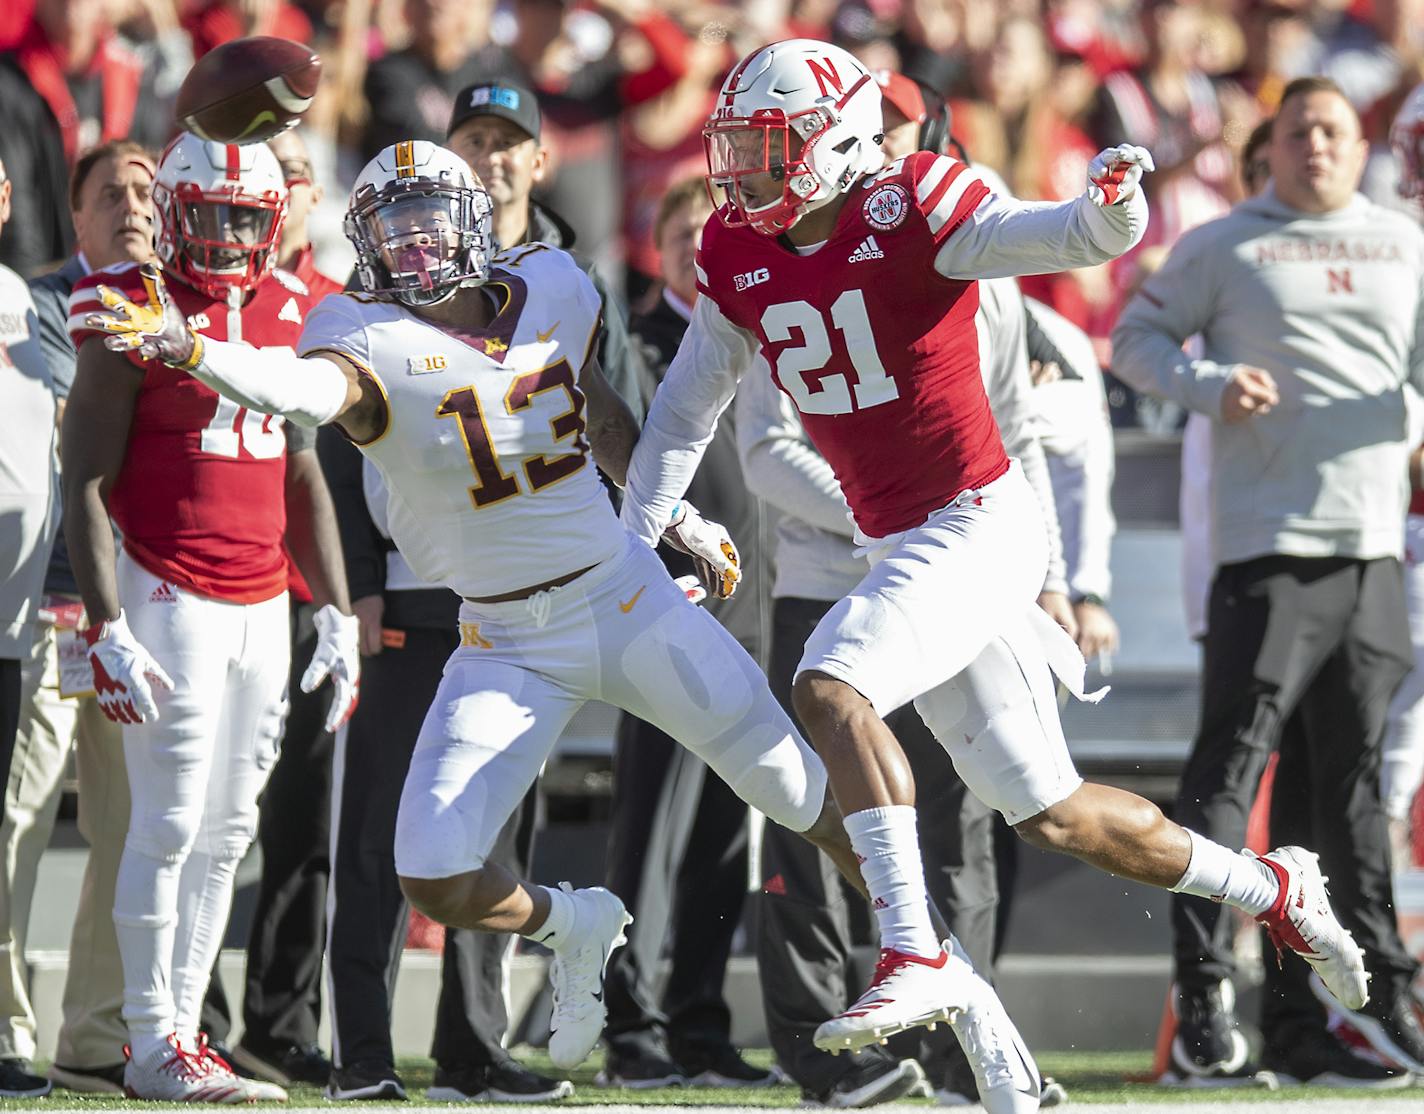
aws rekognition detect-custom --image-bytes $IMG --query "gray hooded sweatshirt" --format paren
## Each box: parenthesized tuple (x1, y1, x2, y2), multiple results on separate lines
(1112, 185, 1424, 566)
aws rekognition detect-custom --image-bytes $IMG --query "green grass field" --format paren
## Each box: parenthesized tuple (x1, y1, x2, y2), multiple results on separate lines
(12, 1049, 1424, 1108)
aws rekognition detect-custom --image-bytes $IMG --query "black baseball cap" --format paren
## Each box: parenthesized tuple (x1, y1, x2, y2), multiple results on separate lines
(447, 80, 542, 142)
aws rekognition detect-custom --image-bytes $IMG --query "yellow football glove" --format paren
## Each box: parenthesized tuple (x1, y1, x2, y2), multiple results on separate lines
(85, 262, 204, 369)
(663, 501, 742, 600)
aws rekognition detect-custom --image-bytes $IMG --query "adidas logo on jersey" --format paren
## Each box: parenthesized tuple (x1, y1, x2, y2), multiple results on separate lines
(278, 298, 303, 325)
(847, 236, 884, 263)
(149, 582, 178, 603)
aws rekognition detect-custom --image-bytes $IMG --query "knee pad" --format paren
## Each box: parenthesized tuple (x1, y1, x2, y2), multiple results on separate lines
(124, 806, 201, 864)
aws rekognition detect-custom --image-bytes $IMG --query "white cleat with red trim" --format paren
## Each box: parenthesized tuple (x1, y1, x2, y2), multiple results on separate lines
(814, 944, 970, 1053)
(123, 1035, 249, 1103)
(194, 1035, 289, 1102)
(1255, 846, 1370, 1011)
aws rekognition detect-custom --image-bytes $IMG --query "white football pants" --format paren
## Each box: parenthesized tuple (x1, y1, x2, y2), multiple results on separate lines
(112, 551, 288, 1044)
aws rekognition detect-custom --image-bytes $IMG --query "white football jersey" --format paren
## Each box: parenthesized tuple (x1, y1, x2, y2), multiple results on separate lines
(298, 244, 629, 597)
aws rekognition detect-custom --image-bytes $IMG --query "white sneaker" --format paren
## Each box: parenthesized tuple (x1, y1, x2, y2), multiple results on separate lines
(195, 1036, 289, 1102)
(947, 960, 1041, 1114)
(1255, 846, 1370, 1010)
(814, 944, 971, 1052)
(123, 1035, 247, 1102)
(547, 883, 631, 1069)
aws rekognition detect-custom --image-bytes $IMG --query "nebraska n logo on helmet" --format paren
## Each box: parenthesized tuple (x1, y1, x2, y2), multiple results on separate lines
(703, 39, 884, 237)
(345, 141, 496, 308)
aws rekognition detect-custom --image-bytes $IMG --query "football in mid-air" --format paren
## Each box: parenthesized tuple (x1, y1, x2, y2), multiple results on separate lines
(175, 36, 321, 145)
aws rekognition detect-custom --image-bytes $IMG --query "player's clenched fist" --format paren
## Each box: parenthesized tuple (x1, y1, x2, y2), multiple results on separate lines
(1087, 144, 1155, 206)
(301, 604, 361, 731)
(82, 611, 175, 724)
(663, 501, 741, 600)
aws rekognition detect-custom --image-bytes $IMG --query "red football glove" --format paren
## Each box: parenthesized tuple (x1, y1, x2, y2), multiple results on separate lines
(82, 610, 175, 724)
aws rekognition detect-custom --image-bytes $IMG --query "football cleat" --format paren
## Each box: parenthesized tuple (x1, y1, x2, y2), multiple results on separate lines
(123, 1035, 247, 1103)
(814, 943, 970, 1053)
(194, 1035, 288, 1101)
(547, 883, 632, 1069)
(944, 940, 1041, 1114)
(1255, 846, 1369, 1011)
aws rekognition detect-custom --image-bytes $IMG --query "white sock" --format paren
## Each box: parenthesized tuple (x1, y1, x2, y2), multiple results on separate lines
(527, 884, 577, 952)
(1171, 830, 1280, 916)
(128, 1030, 172, 1064)
(113, 846, 181, 1042)
(169, 848, 241, 1041)
(843, 805, 941, 958)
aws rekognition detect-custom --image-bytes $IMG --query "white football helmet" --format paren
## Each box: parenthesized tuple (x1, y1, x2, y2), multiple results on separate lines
(345, 141, 495, 308)
(703, 38, 883, 236)
(153, 133, 288, 301)
(1391, 82, 1424, 202)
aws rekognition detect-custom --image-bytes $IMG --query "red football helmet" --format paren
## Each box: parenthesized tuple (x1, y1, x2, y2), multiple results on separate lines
(704, 39, 883, 237)
(153, 132, 288, 300)
(1392, 82, 1424, 202)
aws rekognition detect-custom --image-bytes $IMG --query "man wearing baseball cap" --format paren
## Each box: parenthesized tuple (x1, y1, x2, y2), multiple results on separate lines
(447, 78, 647, 424)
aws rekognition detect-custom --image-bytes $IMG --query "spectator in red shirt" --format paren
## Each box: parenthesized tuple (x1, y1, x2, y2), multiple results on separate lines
(182, 0, 312, 60)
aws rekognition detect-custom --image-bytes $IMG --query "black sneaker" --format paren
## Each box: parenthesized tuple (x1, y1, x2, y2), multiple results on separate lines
(595, 1048, 686, 1089)
(48, 1062, 126, 1095)
(428, 1061, 574, 1102)
(673, 1042, 779, 1087)
(0, 1059, 52, 1099)
(1262, 1027, 1413, 1088)
(325, 1060, 408, 1101)
(1170, 979, 1253, 1079)
(230, 1040, 332, 1086)
(1310, 974, 1424, 1073)
(803, 1058, 925, 1108)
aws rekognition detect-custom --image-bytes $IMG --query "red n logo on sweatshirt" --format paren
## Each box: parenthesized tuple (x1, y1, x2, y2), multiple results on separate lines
(1327, 268, 1353, 294)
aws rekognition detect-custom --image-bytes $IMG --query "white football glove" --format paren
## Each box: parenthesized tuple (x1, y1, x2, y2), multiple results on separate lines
(1086, 144, 1155, 206)
(301, 604, 360, 732)
(82, 610, 175, 724)
(663, 501, 741, 600)
(85, 262, 203, 368)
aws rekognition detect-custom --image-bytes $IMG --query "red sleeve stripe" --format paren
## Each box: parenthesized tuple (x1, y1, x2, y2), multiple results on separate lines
(915, 157, 955, 207)
(926, 171, 990, 240)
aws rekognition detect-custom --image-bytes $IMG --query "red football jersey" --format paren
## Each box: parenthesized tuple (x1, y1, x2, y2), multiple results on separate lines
(697, 151, 1010, 538)
(68, 264, 318, 603)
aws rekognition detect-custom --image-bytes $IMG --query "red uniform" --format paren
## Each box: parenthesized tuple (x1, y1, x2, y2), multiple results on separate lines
(68, 262, 318, 603)
(695, 151, 1010, 538)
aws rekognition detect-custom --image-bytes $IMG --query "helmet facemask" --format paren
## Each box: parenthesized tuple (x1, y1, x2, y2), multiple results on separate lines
(346, 178, 494, 307)
(157, 181, 286, 301)
(703, 43, 882, 237)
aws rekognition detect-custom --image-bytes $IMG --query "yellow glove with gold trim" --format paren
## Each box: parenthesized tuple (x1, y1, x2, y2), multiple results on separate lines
(85, 262, 204, 369)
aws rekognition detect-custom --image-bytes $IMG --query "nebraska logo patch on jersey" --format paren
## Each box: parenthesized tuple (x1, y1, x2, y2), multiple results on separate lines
(278, 297, 303, 325)
(735, 267, 770, 291)
(863, 183, 909, 231)
(848, 236, 885, 263)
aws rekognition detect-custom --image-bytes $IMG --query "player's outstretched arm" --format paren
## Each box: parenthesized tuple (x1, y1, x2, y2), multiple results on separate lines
(80, 262, 377, 436)
(620, 295, 755, 544)
(580, 353, 641, 488)
(934, 145, 1155, 281)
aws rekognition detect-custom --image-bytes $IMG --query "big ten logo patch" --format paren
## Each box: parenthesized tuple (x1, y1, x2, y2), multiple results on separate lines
(735, 267, 770, 292)
(863, 183, 909, 232)
(408, 353, 449, 375)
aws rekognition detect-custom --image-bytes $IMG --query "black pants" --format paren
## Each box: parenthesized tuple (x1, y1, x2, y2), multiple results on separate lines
(326, 623, 532, 1070)
(602, 711, 750, 1059)
(756, 596, 997, 1094)
(240, 601, 335, 1049)
(1172, 555, 1416, 1017)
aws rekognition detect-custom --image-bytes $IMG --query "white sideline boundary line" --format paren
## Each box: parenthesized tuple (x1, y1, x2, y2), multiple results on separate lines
(42, 1103, 1424, 1113)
